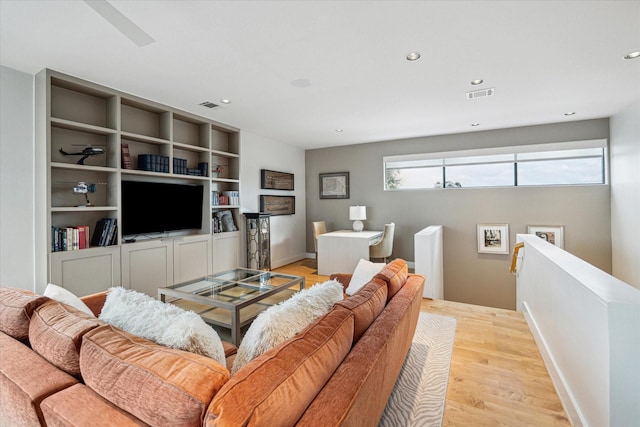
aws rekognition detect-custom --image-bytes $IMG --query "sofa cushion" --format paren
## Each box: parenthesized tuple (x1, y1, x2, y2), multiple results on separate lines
(232, 279, 344, 374)
(44, 283, 95, 317)
(81, 324, 229, 427)
(373, 258, 409, 301)
(0, 287, 49, 341)
(345, 258, 385, 296)
(29, 300, 103, 377)
(0, 332, 78, 427)
(206, 306, 355, 427)
(336, 279, 388, 344)
(99, 287, 226, 366)
(41, 384, 147, 427)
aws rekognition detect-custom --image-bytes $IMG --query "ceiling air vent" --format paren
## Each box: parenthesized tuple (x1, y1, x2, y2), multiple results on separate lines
(466, 88, 495, 100)
(199, 101, 219, 109)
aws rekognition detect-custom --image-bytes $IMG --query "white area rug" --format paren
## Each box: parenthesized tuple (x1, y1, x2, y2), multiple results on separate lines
(379, 312, 457, 427)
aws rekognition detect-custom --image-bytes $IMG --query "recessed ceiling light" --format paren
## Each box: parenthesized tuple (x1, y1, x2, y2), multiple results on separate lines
(471, 79, 484, 85)
(291, 78, 312, 88)
(406, 52, 421, 61)
(335, 129, 343, 133)
(471, 123, 480, 127)
(564, 112, 576, 116)
(220, 99, 231, 104)
(624, 51, 640, 60)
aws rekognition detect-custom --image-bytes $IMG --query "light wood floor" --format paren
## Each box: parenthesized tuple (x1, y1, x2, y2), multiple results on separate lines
(274, 259, 571, 427)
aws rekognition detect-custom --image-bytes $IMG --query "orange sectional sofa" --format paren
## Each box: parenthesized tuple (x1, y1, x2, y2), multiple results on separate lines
(0, 259, 424, 426)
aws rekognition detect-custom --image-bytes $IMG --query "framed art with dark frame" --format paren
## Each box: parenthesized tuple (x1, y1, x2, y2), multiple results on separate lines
(319, 172, 350, 199)
(477, 224, 510, 254)
(527, 225, 564, 249)
(260, 169, 294, 190)
(260, 195, 295, 216)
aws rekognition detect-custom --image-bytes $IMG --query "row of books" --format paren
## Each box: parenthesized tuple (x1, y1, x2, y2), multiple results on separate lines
(51, 225, 90, 252)
(174, 159, 208, 176)
(139, 154, 169, 173)
(91, 218, 118, 247)
(212, 217, 227, 234)
(135, 153, 210, 177)
(212, 191, 239, 206)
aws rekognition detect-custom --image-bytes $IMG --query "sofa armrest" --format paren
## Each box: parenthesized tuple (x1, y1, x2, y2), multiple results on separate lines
(329, 274, 352, 291)
(80, 291, 108, 317)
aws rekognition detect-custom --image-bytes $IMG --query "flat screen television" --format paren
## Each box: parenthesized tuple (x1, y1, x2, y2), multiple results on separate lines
(121, 180, 203, 236)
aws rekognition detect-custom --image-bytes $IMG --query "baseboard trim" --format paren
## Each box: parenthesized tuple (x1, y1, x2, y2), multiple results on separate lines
(522, 301, 583, 427)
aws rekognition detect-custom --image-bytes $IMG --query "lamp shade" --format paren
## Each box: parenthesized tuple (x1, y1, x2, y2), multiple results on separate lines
(349, 206, 367, 221)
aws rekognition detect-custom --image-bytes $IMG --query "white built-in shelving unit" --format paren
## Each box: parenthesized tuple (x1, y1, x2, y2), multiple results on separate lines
(36, 69, 241, 296)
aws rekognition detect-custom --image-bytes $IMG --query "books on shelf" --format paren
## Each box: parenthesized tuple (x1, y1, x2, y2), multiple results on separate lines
(90, 218, 118, 247)
(121, 143, 132, 169)
(212, 191, 239, 206)
(51, 225, 90, 252)
(138, 154, 169, 173)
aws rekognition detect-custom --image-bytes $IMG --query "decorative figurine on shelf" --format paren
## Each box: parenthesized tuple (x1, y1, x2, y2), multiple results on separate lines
(70, 181, 106, 207)
(59, 145, 105, 165)
(213, 164, 224, 177)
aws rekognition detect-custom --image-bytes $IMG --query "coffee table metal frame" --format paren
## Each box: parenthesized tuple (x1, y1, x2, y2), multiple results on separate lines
(158, 267, 305, 346)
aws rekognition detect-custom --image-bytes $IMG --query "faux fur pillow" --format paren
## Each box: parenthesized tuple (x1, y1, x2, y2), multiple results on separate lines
(231, 279, 344, 374)
(99, 287, 226, 367)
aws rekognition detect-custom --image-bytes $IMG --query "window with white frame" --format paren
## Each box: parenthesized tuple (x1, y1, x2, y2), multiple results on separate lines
(384, 139, 607, 190)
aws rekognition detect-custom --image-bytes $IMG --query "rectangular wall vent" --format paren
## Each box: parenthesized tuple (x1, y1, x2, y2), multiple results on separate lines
(199, 101, 219, 108)
(466, 88, 495, 99)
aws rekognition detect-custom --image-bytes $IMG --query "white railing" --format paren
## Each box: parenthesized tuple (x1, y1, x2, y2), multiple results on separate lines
(515, 234, 640, 427)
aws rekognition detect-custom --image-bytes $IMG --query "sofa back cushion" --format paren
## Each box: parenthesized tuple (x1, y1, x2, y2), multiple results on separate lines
(336, 279, 387, 344)
(205, 306, 354, 427)
(29, 300, 104, 376)
(373, 259, 409, 301)
(81, 324, 229, 427)
(0, 287, 49, 341)
(232, 279, 344, 374)
(99, 287, 226, 367)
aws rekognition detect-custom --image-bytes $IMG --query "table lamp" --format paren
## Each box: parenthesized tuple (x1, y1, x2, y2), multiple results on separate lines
(349, 205, 366, 232)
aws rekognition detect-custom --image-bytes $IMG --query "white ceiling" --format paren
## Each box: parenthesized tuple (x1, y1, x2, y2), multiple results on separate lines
(1, 1, 639, 149)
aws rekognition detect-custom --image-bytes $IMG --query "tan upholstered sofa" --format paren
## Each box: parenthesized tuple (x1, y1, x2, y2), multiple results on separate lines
(0, 259, 424, 426)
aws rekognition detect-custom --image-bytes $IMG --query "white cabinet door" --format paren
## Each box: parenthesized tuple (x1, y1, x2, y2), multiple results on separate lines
(173, 235, 212, 283)
(49, 246, 121, 296)
(212, 231, 241, 273)
(121, 240, 173, 298)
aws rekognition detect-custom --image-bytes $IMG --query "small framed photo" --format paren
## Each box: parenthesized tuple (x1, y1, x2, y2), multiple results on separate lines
(527, 225, 564, 249)
(319, 172, 349, 199)
(477, 224, 510, 254)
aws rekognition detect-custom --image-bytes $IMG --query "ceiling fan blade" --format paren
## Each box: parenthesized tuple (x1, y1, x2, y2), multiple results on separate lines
(83, 0, 155, 47)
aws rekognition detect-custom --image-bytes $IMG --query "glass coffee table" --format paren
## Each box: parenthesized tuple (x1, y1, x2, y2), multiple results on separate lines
(158, 268, 305, 346)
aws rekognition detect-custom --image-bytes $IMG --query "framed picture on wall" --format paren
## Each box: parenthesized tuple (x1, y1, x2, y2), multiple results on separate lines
(319, 172, 349, 199)
(477, 224, 510, 254)
(260, 169, 294, 190)
(527, 225, 564, 249)
(260, 195, 295, 216)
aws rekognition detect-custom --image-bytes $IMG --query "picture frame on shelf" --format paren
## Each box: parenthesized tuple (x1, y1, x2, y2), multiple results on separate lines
(527, 225, 564, 249)
(261, 169, 294, 190)
(477, 224, 510, 254)
(319, 172, 349, 199)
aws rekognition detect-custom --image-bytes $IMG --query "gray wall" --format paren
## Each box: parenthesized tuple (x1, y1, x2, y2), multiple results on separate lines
(0, 66, 35, 290)
(306, 119, 611, 310)
(610, 100, 640, 289)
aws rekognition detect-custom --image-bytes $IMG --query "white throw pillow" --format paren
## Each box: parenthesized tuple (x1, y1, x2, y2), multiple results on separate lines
(99, 287, 226, 367)
(44, 283, 95, 317)
(232, 279, 344, 374)
(345, 258, 385, 296)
